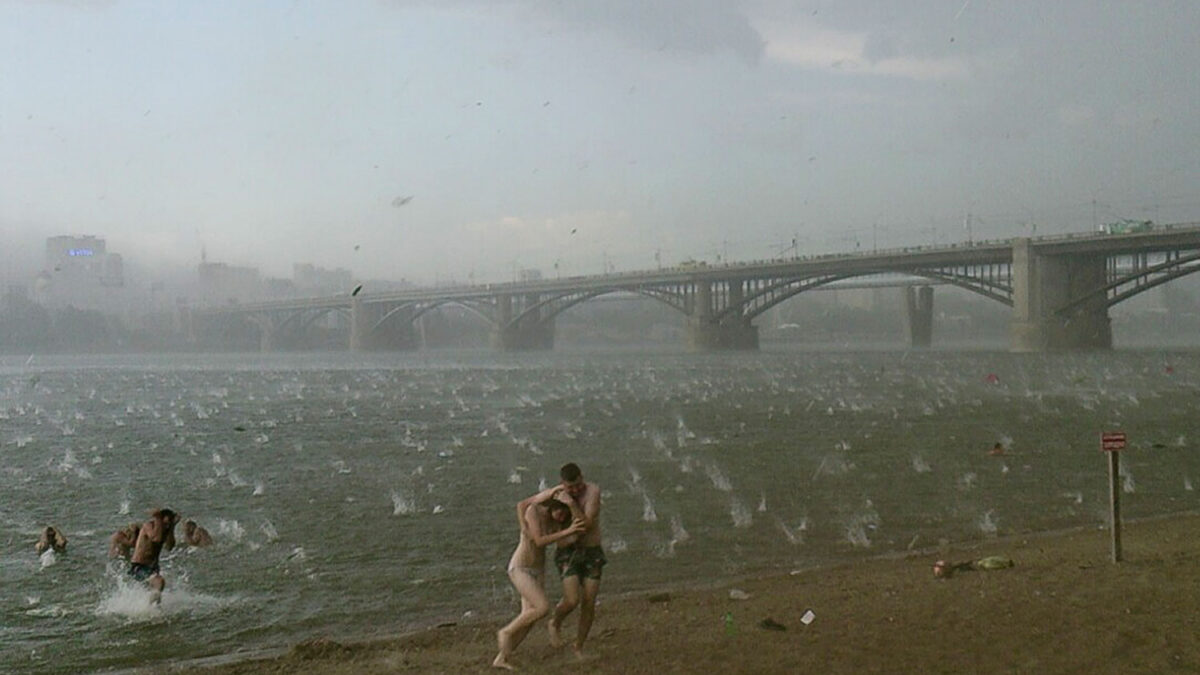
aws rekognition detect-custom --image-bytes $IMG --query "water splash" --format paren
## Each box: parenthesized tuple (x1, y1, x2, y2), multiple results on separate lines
(911, 455, 932, 473)
(705, 463, 733, 492)
(669, 514, 689, 544)
(978, 510, 999, 535)
(216, 519, 245, 542)
(641, 492, 658, 523)
(730, 497, 752, 528)
(391, 490, 417, 515)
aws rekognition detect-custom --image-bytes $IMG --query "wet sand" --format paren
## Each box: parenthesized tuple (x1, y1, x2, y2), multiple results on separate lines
(180, 513, 1200, 674)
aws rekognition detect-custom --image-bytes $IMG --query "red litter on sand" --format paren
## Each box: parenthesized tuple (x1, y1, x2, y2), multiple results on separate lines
(984, 373, 1000, 384)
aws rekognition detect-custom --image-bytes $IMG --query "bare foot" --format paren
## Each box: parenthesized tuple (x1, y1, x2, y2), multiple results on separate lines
(572, 644, 588, 661)
(548, 619, 563, 647)
(491, 652, 515, 670)
(493, 630, 516, 670)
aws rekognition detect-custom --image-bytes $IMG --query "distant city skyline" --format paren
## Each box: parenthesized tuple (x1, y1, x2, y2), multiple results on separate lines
(3, 1, 1198, 285)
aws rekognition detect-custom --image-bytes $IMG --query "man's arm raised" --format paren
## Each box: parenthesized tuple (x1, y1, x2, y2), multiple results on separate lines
(524, 506, 585, 548)
(516, 486, 561, 538)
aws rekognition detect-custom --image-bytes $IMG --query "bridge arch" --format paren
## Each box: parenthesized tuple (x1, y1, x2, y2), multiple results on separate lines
(1056, 250, 1200, 316)
(510, 286, 692, 327)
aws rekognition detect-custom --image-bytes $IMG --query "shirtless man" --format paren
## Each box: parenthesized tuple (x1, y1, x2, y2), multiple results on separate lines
(545, 463, 604, 658)
(109, 522, 141, 559)
(182, 519, 213, 547)
(35, 526, 68, 555)
(129, 508, 179, 603)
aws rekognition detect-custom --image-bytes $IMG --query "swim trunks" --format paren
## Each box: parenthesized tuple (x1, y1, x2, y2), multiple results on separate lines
(128, 562, 160, 581)
(554, 545, 606, 580)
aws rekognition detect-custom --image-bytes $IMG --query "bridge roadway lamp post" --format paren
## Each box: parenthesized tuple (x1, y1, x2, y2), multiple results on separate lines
(1101, 431, 1127, 563)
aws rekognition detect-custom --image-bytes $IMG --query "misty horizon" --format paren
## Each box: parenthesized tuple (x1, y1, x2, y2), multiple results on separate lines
(4, 1, 1199, 288)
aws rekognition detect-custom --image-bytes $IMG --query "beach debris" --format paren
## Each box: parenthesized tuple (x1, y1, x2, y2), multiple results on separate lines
(392, 195, 413, 207)
(647, 592, 671, 603)
(233, 425, 246, 432)
(291, 637, 350, 659)
(800, 609, 816, 625)
(728, 589, 750, 600)
(933, 556, 1015, 578)
(758, 617, 787, 631)
(723, 611, 735, 635)
(351, 284, 364, 297)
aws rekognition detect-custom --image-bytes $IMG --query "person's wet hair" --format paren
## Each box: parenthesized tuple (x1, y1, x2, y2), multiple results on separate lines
(560, 463, 582, 482)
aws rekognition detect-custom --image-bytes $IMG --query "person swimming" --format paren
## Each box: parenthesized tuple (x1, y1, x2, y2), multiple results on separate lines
(35, 526, 68, 555)
(182, 519, 213, 547)
(109, 522, 141, 559)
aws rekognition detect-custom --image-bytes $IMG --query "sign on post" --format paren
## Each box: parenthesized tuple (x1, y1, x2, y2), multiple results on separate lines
(1101, 431, 1126, 563)
(1101, 431, 1127, 452)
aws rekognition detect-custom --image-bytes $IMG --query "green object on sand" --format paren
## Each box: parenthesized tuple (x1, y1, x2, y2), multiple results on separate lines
(723, 612, 735, 636)
(974, 556, 1015, 570)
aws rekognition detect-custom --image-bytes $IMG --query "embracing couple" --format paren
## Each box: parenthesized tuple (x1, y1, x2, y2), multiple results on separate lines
(493, 462, 605, 670)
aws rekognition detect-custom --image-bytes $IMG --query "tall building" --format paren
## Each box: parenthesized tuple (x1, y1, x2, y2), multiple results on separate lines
(36, 235, 126, 310)
(198, 261, 263, 304)
(293, 263, 353, 295)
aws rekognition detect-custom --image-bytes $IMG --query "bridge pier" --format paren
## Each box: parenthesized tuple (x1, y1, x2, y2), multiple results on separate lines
(259, 326, 275, 352)
(491, 293, 554, 350)
(351, 299, 419, 351)
(687, 319, 759, 350)
(686, 280, 759, 351)
(1010, 238, 1112, 351)
(901, 285, 934, 348)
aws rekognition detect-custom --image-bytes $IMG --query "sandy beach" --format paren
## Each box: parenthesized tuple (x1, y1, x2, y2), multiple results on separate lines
(177, 512, 1200, 675)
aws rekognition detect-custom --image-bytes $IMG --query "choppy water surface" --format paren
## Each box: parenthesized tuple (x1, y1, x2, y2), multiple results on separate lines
(2, 349, 1198, 673)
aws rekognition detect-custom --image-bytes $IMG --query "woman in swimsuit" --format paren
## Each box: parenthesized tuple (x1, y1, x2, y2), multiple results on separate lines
(493, 488, 584, 670)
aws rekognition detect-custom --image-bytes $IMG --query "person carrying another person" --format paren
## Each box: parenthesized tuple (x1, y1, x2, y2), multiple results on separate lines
(545, 462, 605, 659)
(493, 487, 585, 670)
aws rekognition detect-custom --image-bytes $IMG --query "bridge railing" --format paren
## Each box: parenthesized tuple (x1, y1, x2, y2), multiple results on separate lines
(189, 222, 1200, 310)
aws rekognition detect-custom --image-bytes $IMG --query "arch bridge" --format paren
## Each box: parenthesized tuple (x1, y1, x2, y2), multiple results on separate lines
(186, 223, 1200, 352)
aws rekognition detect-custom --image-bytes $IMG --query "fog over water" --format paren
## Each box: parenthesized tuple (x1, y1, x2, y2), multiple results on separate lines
(2, 348, 1199, 673)
(3, 2, 1199, 285)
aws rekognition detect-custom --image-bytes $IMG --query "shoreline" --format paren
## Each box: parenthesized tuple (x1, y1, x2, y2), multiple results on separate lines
(170, 510, 1200, 674)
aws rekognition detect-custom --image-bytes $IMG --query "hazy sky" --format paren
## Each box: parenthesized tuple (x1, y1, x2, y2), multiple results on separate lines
(3, 0, 1198, 285)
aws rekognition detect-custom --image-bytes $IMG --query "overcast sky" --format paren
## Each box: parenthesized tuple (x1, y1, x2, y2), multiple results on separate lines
(2, 0, 1198, 285)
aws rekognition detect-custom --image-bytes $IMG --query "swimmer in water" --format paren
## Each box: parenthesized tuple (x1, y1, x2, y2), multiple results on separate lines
(109, 522, 141, 559)
(35, 526, 68, 555)
(182, 519, 213, 547)
(493, 489, 585, 670)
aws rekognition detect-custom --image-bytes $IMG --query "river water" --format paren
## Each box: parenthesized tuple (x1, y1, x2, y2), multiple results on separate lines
(2, 348, 1198, 673)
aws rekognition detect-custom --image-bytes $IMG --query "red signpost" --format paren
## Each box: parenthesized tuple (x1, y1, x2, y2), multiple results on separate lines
(1102, 431, 1127, 563)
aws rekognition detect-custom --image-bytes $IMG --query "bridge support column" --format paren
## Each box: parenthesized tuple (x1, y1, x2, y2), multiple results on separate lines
(490, 294, 555, 350)
(901, 285, 934, 348)
(352, 299, 419, 351)
(1010, 238, 1112, 351)
(686, 280, 759, 351)
(259, 326, 275, 353)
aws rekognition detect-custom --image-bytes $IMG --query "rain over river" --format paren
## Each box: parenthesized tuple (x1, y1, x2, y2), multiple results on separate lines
(2, 348, 1199, 673)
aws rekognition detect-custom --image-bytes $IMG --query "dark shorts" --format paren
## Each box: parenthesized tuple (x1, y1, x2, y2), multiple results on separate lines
(128, 562, 160, 581)
(555, 545, 606, 581)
